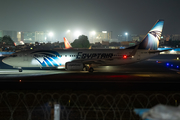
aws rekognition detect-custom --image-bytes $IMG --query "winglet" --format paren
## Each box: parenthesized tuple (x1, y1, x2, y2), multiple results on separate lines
(89, 45, 92, 49)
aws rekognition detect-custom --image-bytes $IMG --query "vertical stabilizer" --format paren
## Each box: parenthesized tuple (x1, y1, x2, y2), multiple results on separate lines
(138, 19, 164, 50)
(64, 37, 72, 49)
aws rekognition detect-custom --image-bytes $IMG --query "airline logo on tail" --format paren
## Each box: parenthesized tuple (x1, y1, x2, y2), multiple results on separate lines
(64, 37, 72, 49)
(138, 19, 164, 50)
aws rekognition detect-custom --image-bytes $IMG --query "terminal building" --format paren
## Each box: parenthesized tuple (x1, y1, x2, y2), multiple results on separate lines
(0, 30, 18, 43)
(89, 31, 112, 43)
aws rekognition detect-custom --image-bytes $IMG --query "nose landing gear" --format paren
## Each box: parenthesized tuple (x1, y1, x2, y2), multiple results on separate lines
(18, 67, 23, 72)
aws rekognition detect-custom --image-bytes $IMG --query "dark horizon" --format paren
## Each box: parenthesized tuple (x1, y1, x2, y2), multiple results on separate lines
(0, 0, 180, 40)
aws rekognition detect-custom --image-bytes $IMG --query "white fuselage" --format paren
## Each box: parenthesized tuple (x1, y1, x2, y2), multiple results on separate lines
(2, 49, 158, 68)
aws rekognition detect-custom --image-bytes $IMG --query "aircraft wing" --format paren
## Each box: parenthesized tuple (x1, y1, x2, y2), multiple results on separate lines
(127, 44, 139, 57)
(149, 49, 172, 53)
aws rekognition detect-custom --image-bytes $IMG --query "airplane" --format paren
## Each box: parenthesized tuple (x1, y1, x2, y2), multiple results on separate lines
(64, 37, 72, 49)
(2, 19, 165, 73)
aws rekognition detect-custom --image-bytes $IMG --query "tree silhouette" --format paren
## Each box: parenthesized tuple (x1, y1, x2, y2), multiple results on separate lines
(71, 35, 90, 48)
(0, 35, 15, 46)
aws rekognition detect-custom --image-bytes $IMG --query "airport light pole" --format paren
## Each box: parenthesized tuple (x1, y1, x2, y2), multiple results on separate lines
(74, 30, 81, 39)
(48, 32, 54, 43)
(125, 32, 128, 41)
(66, 30, 71, 42)
(91, 31, 96, 43)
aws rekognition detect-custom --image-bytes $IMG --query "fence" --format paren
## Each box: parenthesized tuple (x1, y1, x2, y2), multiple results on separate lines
(0, 91, 180, 120)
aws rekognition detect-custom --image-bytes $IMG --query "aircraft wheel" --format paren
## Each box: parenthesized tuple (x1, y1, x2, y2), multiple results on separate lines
(83, 66, 88, 71)
(89, 67, 94, 73)
(19, 69, 23, 72)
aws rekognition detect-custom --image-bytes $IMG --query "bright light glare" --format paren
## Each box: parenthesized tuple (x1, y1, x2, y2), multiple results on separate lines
(20, 41, 24, 45)
(125, 32, 128, 35)
(57, 66, 65, 69)
(166, 63, 169, 66)
(102, 31, 107, 33)
(123, 55, 127, 59)
(170, 50, 176, 54)
(48, 32, 54, 37)
(91, 31, 96, 35)
(74, 31, 81, 38)
(67, 30, 71, 33)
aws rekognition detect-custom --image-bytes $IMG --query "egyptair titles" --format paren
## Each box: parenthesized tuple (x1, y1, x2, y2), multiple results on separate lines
(76, 52, 113, 59)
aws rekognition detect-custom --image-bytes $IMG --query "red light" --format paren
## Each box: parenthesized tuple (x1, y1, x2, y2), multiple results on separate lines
(123, 55, 127, 59)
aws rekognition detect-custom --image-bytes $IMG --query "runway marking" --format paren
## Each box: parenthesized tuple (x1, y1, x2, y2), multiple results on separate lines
(132, 74, 150, 77)
(169, 69, 180, 75)
(170, 69, 180, 72)
(0, 71, 18, 73)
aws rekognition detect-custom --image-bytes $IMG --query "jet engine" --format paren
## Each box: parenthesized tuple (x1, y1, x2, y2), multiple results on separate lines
(65, 62, 83, 71)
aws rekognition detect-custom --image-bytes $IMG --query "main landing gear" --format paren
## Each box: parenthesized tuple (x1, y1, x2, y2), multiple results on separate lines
(18, 67, 23, 72)
(88, 64, 94, 73)
(83, 64, 94, 73)
(89, 67, 94, 73)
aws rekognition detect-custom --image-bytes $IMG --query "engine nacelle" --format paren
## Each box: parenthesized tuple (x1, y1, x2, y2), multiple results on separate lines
(65, 62, 83, 71)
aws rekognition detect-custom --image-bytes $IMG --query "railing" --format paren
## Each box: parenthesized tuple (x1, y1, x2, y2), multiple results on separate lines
(0, 91, 179, 120)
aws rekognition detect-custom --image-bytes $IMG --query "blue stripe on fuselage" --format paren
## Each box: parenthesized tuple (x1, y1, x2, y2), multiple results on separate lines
(34, 57, 47, 67)
(44, 57, 53, 67)
(46, 57, 59, 66)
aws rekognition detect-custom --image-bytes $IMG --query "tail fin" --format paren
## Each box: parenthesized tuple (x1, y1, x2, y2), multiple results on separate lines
(138, 19, 164, 50)
(89, 45, 92, 49)
(64, 37, 72, 49)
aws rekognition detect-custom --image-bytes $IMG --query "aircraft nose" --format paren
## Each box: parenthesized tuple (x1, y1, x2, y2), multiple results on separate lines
(2, 57, 12, 65)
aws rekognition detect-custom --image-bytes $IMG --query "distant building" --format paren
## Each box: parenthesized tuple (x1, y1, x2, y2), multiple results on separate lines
(102, 41, 109, 46)
(133, 36, 140, 41)
(131, 36, 140, 41)
(90, 31, 112, 43)
(171, 34, 180, 41)
(35, 31, 47, 43)
(17, 32, 22, 43)
(22, 31, 35, 43)
(120, 41, 136, 47)
(0, 30, 18, 43)
(0, 30, 3, 37)
(118, 35, 126, 42)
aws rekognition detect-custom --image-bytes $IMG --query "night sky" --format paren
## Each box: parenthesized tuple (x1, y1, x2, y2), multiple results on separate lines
(0, 0, 180, 41)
